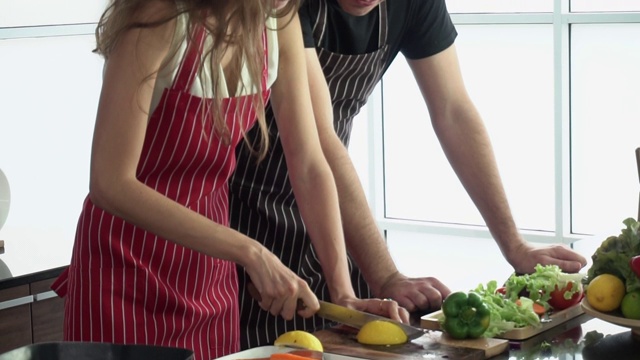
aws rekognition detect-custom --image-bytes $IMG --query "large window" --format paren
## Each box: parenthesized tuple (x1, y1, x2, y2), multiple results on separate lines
(383, 25, 556, 232)
(571, 23, 640, 234)
(367, 1, 640, 246)
(1, 1, 639, 266)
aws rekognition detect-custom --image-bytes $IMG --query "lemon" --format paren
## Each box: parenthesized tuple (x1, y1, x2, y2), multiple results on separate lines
(587, 274, 625, 312)
(621, 290, 640, 319)
(356, 320, 408, 346)
(274, 330, 323, 352)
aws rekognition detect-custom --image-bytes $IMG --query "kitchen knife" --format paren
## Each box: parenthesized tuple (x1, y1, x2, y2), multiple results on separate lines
(316, 300, 427, 341)
(245, 282, 426, 341)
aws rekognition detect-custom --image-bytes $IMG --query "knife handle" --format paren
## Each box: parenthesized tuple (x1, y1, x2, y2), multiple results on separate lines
(246, 281, 307, 310)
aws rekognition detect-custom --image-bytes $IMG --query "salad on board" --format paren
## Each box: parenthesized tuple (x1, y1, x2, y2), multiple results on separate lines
(440, 264, 586, 339)
(439, 218, 639, 340)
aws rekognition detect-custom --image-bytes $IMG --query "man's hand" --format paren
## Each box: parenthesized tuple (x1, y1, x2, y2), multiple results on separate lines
(507, 242, 588, 275)
(376, 272, 452, 313)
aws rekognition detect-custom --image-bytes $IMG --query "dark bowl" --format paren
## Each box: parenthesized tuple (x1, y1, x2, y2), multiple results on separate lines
(0, 342, 193, 360)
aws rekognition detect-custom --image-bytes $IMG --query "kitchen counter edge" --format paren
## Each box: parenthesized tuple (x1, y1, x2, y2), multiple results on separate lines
(0, 265, 67, 291)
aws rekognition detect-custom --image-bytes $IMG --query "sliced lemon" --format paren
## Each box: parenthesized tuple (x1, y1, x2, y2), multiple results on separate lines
(274, 330, 324, 352)
(356, 320, 408, 346)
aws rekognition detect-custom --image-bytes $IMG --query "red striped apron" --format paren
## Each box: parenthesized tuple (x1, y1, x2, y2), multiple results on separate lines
(52, 26, 270, 360)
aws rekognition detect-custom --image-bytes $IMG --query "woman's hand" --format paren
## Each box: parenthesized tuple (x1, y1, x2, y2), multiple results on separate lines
(333, 296, 411, 324)
(244, 246, 319, 320)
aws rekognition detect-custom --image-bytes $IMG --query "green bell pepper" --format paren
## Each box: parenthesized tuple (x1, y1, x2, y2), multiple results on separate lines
(441, 291, 491, 339)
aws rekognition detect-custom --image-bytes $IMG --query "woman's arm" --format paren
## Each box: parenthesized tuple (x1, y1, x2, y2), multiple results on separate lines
(88, 2, 318, 319)
(90, 3, 255, 273)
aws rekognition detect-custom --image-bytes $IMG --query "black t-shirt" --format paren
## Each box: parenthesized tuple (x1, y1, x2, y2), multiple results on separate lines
(300, 0, 458, 73)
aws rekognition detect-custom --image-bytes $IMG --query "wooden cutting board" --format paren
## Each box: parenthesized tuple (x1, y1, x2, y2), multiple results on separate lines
(314, 326, 508, 360)
(421, 302, 584, 340)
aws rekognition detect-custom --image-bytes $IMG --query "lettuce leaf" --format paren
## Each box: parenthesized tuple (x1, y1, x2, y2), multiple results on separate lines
(473, 280, 541, 338)
(504, 264, 586, 304)
(587, 218, 640, 293)
(472, 264, 586, 338)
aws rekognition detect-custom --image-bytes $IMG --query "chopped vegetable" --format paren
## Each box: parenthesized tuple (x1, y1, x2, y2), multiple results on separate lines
(286, 350, 323, 360)
(504, 264, 585, 305)
(587, 218, 640, 293)
(548, 281, 583, 310)
(473, 280, 541, 338)
(441, 291, 491, 339)
(270, 353, 319, 360)
(516, 299, 547, 316)
(469, 265, 586, 338)
(531, 301, 547, 316)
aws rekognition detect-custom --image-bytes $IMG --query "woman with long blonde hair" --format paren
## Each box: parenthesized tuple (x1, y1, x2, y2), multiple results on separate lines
(52, 0, 358, 358)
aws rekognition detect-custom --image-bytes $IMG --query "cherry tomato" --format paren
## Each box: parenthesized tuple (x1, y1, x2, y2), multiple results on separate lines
(548, 281, 583, 310)
(496, 287, 507, 295)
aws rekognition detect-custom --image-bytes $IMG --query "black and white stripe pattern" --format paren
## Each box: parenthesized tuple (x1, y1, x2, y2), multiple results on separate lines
(230, 0, 390, 350)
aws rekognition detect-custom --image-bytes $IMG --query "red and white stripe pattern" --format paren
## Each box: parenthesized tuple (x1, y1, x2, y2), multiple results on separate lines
(53, 27, 270, 360)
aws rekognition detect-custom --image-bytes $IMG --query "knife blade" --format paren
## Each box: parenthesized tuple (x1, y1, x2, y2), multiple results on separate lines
(245, 282, 427, 340)
(316, 300, 427, 341)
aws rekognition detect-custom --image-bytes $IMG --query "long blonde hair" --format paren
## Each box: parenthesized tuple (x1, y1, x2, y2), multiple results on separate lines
(94, 0, 300, 160)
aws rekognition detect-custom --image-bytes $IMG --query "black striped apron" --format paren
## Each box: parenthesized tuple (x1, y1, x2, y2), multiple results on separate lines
(229, 0, 389, 350)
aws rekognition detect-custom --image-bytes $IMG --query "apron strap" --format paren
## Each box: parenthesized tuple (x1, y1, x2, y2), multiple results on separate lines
(172, 25, 207, 92)
(378, 1, 388, 48)
(313, 0, 327, 46)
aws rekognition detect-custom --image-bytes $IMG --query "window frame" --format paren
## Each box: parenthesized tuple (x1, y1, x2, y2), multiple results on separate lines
(2, 0, 640, 249)
(365, 1, 640, 245)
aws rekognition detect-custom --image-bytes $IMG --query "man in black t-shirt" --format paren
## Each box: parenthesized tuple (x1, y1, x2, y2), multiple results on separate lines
(231, 0, 588, 349)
